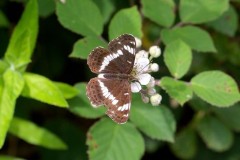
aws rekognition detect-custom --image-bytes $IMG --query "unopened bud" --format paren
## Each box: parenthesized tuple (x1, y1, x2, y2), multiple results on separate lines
(150, 94, 162, 106)
(149, 46, 161, 58)
(150, 63, 159, 72)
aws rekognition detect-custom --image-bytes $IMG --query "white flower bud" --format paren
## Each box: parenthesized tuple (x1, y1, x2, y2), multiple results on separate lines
(150, 63, 159, 72)
(135, 37, 142, 48)
(149, 46, 161, 58)
(150, 94, 162, 106)
(60, 0, 66, 3)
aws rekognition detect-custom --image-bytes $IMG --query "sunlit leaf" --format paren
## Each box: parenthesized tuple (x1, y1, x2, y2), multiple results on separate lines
(4, 0, 38, 67)
(0, 69, 24, 148)
(9, 117, 67, 150)
(21, 73, 68, 107)
(54, 82, 79, 99)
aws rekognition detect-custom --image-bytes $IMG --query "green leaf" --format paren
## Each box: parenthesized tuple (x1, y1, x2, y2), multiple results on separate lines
(87, 118, 144, 160)
(68, 83, 105, 119)
(54, 82, 79, 99)
(38, 0, 55, 17)
(196, 115, 233, 152)
(142, 0, 175, 27)
(9, 117, 67, 150)
(21, 73, 68, 108)
(130, 95, 176, 142)
(0, 10, 10, 28)
(180, 0, 229, 24)
(160, 77, 193, 105)
(161, 26, 216, 52)
(4, 0, 38, 67)
(0, 60, 8, 75)
(69, 36, 107, 59)
(0, 155, 25, 160)
(163, 40, 192, 79)
(0, 69, 24, 148)
(109, 6, 142, 40)
(213, 103, 240, 132)
(170, 128, 197, 159)
(92, 0, 116, 24)
(56, 0, 103, 36)
(207, 5, 238, 37)
(191, 71, 240, 107)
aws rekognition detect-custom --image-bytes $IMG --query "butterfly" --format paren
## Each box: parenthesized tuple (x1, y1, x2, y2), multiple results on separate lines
(86, 34, 136, 124)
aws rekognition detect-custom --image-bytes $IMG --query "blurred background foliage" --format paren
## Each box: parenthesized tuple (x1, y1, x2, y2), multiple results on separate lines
(0, 0, 240, 160)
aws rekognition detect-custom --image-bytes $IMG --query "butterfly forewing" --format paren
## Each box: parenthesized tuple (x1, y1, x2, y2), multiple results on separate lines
(108, 34, 136, 74)
(87, 34, 136, 74)
(86, 34, 136, 124)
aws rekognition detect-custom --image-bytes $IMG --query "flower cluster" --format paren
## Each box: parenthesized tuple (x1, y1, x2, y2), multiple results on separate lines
(130, 37, 162, 106)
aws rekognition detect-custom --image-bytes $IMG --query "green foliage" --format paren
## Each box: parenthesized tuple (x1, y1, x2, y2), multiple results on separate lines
(161, 77, 193, 105)
(0, 11, 9, 27)
(180, 0, 229, 24)
(213, 103, 240, 132)
(22, 73, 68, 107)
(161, 26, 216, 52)
(87, 118, 144, 160)
(0, 69, 24, 148)
(109, 6, 142, 39)
(163, 40, 192, 79)
(0, 0, 75, 151)
(196, 115, 233, 152)
(170, 128, 197, 159)
(207, 5, 238, 37)
(56, 0, 103, 36)
(1, 0, 240, 159)
(141, 0, 175, 27)
(70, 36, 107, 59)
(130, 96, 176, 142)
(92, 0, 116, 24)
(9, 117, 67, 150)
(191, 71, 240, 107)
(4, 0, 38, 67)
(37, 0, 55, 17)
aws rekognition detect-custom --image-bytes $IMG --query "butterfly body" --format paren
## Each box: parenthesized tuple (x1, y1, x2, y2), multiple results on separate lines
(86, 34, 136, 124)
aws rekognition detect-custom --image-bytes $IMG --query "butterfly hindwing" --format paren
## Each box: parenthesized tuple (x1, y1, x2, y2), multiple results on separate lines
(86, 77, 131, 124)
